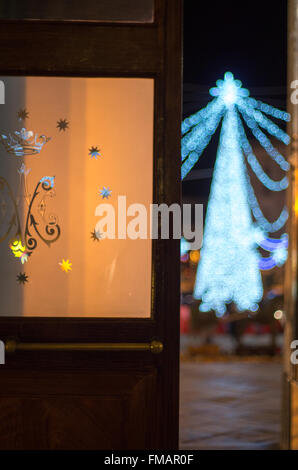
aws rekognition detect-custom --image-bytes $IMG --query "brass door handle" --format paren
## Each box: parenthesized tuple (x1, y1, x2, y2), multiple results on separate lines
(5, 339, 163, 355)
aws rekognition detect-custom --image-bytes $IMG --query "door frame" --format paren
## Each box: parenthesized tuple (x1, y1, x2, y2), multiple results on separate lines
(0, 0, 182, 449)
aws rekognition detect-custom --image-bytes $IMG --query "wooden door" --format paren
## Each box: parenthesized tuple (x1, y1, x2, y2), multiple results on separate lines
(0, 0, 182, 449)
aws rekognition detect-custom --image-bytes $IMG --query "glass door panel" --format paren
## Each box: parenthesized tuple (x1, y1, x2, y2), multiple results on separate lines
(0, 77, 154, 317)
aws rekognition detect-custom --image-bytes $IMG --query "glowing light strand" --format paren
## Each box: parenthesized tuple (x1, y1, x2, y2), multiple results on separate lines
(181, 105, 224, 178)
(258, 234, 288, 271)
(258, 233, 288, 252)
(245, 170, 288, 232)
(247, 98, 290, 122)
(182, 102, 224, 165)
(238, 99, 290, 145)
(236, 113, 288, 191)
(239, 108, 289, 171)
(182, 110, 225, 179)
(181, 98, 224, 135)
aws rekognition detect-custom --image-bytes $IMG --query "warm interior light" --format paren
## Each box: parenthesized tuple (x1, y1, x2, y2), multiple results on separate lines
(274, 309, 283, 320)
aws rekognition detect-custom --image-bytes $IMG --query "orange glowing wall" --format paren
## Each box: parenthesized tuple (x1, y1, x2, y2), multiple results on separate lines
(0, 77, 154, 317)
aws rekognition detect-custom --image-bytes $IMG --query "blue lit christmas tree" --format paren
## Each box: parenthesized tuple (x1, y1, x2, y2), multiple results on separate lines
(181, 72, 290, 316)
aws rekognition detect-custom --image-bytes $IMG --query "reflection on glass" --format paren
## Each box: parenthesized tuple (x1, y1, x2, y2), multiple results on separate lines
(0, 77, 154, 317)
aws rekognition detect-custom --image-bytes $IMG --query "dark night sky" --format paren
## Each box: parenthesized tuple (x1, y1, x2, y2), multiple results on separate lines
(182, 0, 288, 200)
(183, 0, 287, 88)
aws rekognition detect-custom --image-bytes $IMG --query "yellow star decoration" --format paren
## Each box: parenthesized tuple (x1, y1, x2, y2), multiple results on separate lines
(10, 238, 26, 258)
(59, 259, 72, 273)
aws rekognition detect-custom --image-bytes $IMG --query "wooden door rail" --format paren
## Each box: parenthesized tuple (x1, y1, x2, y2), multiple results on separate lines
(5, 339, 163, 354)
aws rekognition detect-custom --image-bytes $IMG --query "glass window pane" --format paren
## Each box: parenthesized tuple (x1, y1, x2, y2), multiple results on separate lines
(0, 0, 154, 23)
(0, 76, 154, 317)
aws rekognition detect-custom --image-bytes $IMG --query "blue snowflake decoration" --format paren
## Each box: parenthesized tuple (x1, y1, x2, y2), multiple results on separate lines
(99, 186, 112, 199)
(182, 72, 290, 315)
(40, 176, 55, 188)
(89, 146, 101, 159)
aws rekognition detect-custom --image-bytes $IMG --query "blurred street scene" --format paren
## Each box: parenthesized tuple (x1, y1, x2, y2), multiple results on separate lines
(180, 361, 282, 450)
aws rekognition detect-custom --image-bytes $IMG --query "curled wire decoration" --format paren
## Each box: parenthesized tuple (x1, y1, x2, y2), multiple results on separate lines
(24, 177, 61, 252)
(0, 123, 60, 261)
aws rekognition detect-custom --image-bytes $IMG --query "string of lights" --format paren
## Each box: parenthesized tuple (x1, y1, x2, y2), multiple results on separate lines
(239, 99, 290, 145)
(258, 234, 288, 270)
(182, 105, 224, 179)
(245, 170, 288, 232)
(239, 108, 289, 171)
(248, 98, 290, 122)
(236, 113, 288, 191)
